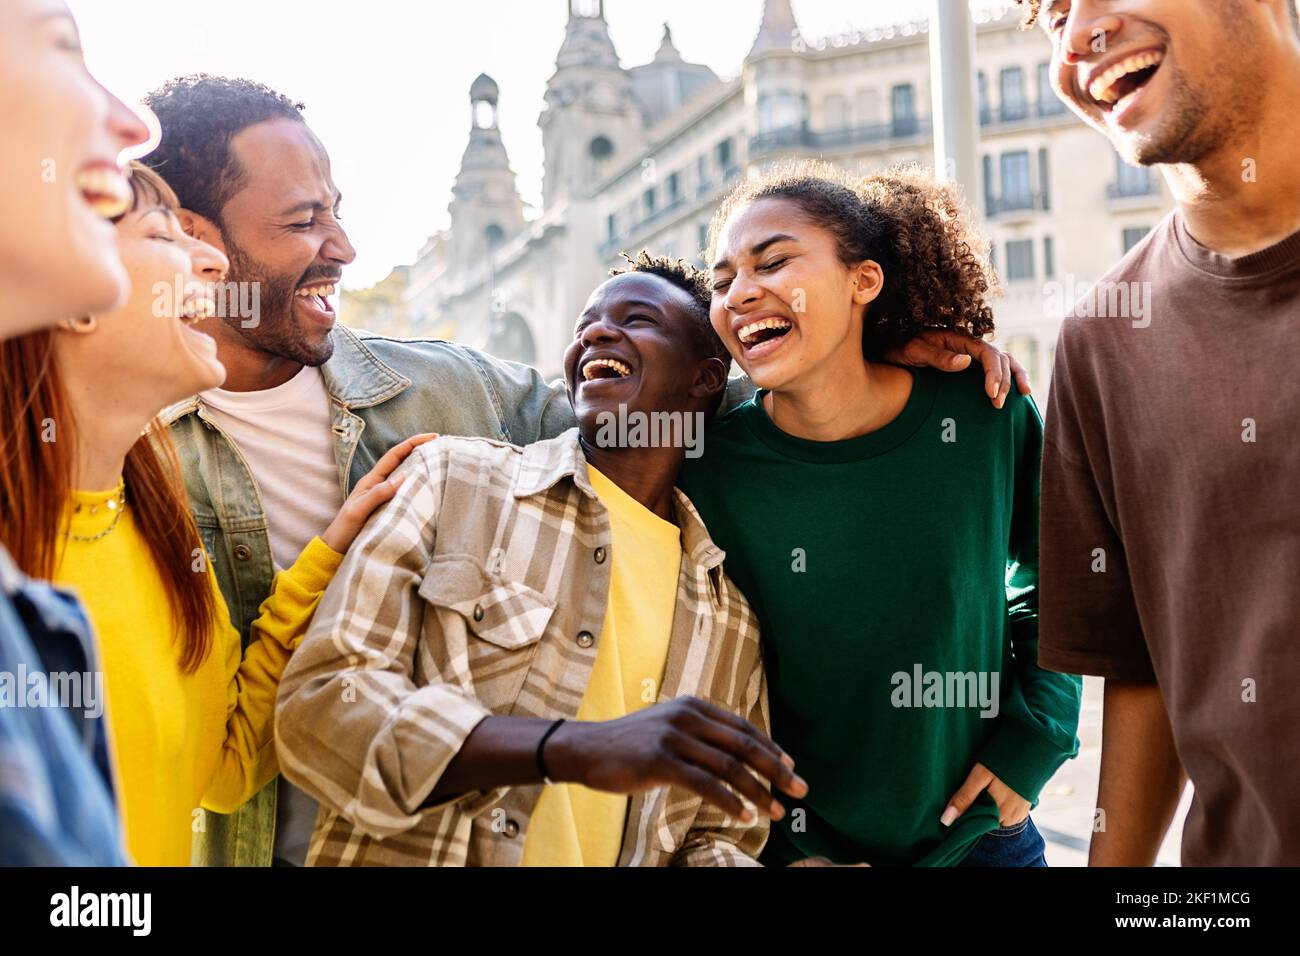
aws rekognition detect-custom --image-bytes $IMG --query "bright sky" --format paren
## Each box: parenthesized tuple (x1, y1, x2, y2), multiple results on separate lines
(69, 0, 1001, 289)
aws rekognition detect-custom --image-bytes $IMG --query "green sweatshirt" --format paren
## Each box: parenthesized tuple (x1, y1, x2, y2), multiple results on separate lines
(680, 366, 1081, 866)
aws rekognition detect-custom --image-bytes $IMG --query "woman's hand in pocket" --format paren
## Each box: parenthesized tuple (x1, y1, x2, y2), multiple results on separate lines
(940, 761, 1030, 828)
(321, 433, 439, 553)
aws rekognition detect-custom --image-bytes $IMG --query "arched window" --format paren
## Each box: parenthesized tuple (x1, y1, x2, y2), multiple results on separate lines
(759, 92, 805, 132)
(487, 312, 537, 366)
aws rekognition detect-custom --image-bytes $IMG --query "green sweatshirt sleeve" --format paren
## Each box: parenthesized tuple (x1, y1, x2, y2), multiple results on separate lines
(976, 394, 1083, 804)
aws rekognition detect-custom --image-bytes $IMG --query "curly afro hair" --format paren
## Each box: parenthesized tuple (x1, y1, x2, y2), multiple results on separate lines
(707, 160, 998, 360)
(142, 74, 306, 226)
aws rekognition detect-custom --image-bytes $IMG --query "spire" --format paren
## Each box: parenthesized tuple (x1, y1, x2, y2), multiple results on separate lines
(470, 73, 499, 107)
(748, 0, 802, 58)
(459, 74, 510, 173)
(448, 73, 524, 273)
(470, 73, 500, 129)
(555, 0, 621, 71)
(654, 23, 682, 62)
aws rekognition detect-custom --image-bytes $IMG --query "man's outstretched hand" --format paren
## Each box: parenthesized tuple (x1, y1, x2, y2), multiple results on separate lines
(885, 329, 1033, 409)
(547, 696, 808, 823)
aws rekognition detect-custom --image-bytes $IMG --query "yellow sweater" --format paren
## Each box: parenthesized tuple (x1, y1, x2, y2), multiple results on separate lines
(55, 484, 342, 866)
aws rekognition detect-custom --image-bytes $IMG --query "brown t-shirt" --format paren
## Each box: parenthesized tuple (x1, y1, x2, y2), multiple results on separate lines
(1040, 210, 1300, 866)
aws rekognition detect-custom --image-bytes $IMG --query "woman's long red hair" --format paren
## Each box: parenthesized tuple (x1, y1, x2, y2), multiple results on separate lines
(0, 164, 216, 673)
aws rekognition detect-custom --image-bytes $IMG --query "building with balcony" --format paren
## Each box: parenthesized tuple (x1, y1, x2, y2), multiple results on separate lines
(398, 0, 1174, 388)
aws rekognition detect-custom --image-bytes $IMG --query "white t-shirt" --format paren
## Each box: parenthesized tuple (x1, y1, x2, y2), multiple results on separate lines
(201, 366, 344, 572)
(200, 365, 343, 867)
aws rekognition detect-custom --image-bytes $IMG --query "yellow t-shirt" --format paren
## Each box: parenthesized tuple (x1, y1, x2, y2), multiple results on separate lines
(521, 465, 683, 866)
(55, 484, 340, 866)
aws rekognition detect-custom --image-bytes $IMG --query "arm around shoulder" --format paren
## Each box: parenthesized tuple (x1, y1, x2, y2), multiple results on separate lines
(465, 346, 575, 444)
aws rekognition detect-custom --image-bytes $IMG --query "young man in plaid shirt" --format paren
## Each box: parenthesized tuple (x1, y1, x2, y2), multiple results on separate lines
(276, 255, 808, 866)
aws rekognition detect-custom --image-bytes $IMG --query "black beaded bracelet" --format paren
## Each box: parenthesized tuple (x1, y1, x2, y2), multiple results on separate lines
(536, 718, 566, 786)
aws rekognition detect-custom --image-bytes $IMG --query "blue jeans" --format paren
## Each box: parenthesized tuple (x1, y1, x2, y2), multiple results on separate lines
(957, 816, 1048, 867)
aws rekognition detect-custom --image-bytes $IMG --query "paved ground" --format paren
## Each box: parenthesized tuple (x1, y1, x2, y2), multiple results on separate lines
(1034, 676, 1191, 866)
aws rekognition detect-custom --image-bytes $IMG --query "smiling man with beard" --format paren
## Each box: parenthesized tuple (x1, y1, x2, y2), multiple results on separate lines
(146, 74, 577, 867)
(144, 73, 1031, 868)
(1018, 0, 1300, 866)
(146, 80, 344, 376)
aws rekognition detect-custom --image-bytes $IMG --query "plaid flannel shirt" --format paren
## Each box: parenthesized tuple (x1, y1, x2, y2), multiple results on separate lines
(275, 428, 768, 866)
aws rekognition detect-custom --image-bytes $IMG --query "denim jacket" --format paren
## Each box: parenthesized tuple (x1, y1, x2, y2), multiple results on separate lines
(163, 326, 577, 866)
(0, 546, 128, 865)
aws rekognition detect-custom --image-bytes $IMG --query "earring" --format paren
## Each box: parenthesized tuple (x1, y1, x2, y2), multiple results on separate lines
(65, 315, 97, 333)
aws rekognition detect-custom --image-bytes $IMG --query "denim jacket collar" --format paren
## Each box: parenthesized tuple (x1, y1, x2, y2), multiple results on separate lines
(319, 325, 411, 408)
(159, 325, 410, 426)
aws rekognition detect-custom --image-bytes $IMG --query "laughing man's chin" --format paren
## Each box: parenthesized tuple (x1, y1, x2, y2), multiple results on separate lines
(300, 335, 335, 367)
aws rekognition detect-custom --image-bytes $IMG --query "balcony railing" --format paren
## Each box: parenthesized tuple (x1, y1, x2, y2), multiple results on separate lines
(1107, 177, 1160, 199)
(602, 176, 736, 256)
(986, 191, 1050, 217)
(750, 116, 933, 155)
(979, 98, 1071, 128)
(749, 125, 815, 151)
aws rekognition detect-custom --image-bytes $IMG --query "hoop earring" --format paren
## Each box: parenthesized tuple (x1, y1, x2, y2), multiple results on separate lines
(65, 315, 98, 333)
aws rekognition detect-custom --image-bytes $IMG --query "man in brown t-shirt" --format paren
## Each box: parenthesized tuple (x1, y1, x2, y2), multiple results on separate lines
(1022, 0, 1300, 865)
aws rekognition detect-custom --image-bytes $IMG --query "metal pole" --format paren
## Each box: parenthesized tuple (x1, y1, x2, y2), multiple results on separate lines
(929, 0, 980, 213)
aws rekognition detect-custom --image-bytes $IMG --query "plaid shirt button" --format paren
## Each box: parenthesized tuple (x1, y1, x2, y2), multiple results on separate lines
(594, 546, 607, 564)
(576, 630, 595, 648)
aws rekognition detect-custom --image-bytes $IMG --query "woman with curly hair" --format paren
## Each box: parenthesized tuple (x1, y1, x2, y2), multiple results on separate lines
(678, 161, 1082, 867)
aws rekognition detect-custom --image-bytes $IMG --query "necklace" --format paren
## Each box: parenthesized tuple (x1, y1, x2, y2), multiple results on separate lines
(67, 488, 128, 543)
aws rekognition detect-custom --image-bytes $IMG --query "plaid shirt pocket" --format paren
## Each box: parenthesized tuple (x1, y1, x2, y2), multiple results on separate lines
(417, 554, 556, 712)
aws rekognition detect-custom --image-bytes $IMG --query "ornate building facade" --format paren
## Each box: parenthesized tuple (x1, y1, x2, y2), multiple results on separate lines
(399, 0, 1173, 385)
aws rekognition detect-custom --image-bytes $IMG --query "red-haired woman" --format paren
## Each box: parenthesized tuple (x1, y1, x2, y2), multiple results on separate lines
(0, 0, 150, 866)
(0, 162, 432, 865)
